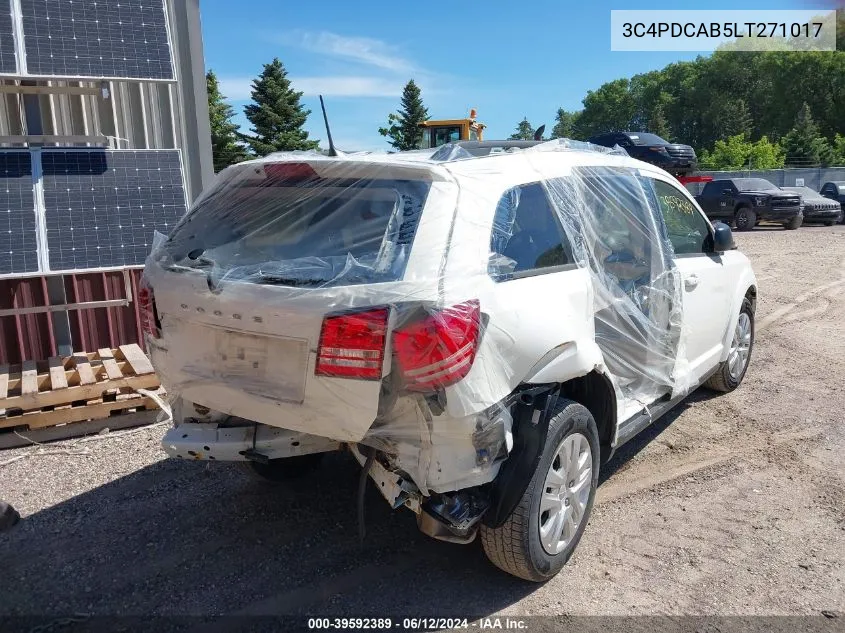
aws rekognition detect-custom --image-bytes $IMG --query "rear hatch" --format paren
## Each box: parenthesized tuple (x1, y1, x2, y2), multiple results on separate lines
(144, 158, 457, 441)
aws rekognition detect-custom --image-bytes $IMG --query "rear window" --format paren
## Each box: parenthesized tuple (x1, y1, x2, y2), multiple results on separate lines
(627, 133, 668, 146)
(164, 166, 431, 287)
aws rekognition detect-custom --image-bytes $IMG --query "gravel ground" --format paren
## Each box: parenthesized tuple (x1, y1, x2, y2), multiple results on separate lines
(1, 225, 844, 626)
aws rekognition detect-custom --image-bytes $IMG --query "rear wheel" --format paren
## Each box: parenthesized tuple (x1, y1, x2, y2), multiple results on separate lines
(704, 297, 754, 393)
(734, 207, 756, 231)
(480, 399, 599, 582)
(242, 453, 324, 483)
(785, 216, 802, 230)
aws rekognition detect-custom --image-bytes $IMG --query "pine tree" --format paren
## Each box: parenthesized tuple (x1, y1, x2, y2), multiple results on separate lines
(243, 58, 319, 155)
(719, 98, 753, 139)
(551, 109, 579, 139)
(509, 117, 536, 140)
(781, 103, 834, 167)
(206, 71, 251, 172)
(378, 80, 429, 151)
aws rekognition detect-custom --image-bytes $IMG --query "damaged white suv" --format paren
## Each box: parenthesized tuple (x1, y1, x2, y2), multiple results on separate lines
(142, 139, 757, 581)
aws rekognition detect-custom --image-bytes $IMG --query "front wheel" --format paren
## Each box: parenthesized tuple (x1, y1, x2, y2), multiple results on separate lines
(480, 399, 600, 582)
(785, 216, 803, 230)
(704, 297, 754, 393)
(734, 207, 756, 231)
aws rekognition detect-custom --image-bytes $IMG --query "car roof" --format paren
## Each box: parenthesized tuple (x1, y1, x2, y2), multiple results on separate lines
(229, 139, 687, 198)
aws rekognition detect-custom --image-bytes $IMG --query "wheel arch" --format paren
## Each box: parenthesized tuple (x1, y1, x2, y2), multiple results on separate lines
(720, 282, 758, 362)
(484, 369, 619, 528)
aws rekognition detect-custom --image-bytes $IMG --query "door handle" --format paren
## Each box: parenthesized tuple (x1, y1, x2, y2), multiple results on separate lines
(684, 274, 699, 291)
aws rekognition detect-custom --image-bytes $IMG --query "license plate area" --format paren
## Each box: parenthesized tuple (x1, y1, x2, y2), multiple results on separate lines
(210, 328, 309, 404)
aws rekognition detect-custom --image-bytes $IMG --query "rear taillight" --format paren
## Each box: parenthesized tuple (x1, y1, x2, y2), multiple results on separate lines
(316, 308, 389, 380)
(393, 300, 481, 392)
(138, 276, 160, 339)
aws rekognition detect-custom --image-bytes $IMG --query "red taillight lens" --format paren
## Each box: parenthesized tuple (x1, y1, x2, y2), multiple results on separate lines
(393, 300, 481, 392)
(138, 276, 160, 339)
(316, 308, 389, 380)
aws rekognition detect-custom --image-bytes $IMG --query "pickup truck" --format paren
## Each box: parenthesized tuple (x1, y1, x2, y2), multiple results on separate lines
(695, 178, 803, 231)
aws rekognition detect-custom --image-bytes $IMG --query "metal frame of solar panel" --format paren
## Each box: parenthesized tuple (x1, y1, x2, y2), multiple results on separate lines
(0, 0, 18, 75)
(15, 0, 175, 81)
(40, 149, 186, 272)
(0, 150, 37, 275)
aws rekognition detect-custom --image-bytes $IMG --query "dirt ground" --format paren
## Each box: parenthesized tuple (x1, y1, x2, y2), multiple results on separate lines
(1, 225, 844, 626)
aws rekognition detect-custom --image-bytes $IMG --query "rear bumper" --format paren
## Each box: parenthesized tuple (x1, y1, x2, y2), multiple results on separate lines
(161, 422, 341, 461)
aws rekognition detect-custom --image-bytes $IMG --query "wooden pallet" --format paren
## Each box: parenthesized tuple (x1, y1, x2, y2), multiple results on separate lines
(0, 344, 163, 432)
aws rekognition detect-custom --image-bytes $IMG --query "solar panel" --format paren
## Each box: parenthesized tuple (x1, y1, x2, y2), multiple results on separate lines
(0, 1, 18, 75)
(41, 150, 186, 271)
(19, 0, 174, 80)
(0, 152, 37, 275)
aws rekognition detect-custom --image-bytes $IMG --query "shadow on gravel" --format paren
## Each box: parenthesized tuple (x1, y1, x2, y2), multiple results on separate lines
(0, 451, 536, 619)
(1, 390, 722, 620)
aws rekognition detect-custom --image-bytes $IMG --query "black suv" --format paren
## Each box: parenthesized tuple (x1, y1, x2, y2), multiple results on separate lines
(695, 178, 803, 231)
(587, 132, 697, 175)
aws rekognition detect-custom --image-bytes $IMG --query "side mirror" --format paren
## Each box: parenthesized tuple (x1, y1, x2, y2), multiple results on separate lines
(713, 221, 735, 252)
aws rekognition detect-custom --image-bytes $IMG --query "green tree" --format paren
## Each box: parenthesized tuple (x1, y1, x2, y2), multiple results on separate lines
(509, 117, 536, 140)
(378, 80, 429, 151)
(242, 58, 319, 156)
(648, 101, 671, 139)
(831, 134, 845, 166)
(781, 103, 834, 167)
(206, 70, 251, 172)
(716, 98, 754, 139)
(699, 134, 753, 170)
(748, 136, 786, 169)
(699, 134, 786, 170)
(575, 79, 636, 137)
(550, 109, 580, 139)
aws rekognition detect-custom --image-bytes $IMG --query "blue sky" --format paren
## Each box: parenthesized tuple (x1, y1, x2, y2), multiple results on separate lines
(199, 0, 834, 151)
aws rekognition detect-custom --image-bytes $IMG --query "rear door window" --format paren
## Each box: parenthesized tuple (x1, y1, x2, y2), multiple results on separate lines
(164, 166, 431, 287)
(488, 182, 575, 280)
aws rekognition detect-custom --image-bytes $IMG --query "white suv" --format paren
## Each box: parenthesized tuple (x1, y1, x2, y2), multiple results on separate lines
(142, 140, 757, 581)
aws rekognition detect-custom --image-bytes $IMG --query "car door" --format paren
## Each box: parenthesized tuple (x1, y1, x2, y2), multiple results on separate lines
(646, 176, 733, 384)
(566, 167, 680, 406)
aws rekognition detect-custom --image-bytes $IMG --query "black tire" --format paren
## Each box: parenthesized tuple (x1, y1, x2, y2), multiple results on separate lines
(480, 399, 600, 582)
(785, 216, 803, 230)
(734, 206, 756, 231)
(704, 297, 755, 393)
(241, 452, 324, 483)
(824, 221, 835, 227)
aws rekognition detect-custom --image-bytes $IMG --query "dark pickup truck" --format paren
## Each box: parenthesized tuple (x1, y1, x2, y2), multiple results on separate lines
(695, 178, 803, 231)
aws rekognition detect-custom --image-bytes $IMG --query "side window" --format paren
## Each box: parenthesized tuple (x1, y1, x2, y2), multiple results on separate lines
(701, 182, 718, 197)
(489, 183, 574, 280)
(651, 179, 713, 255)
(616, 134, 633, 147)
